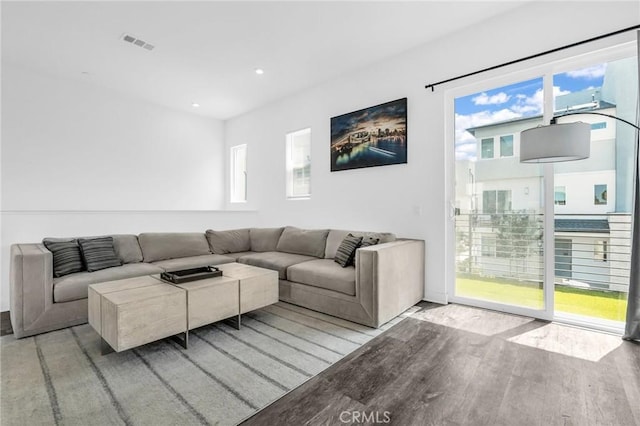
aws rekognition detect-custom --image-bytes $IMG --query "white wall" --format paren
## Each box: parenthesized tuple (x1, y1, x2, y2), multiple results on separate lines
(2, 65, 224, 211)
(224, 1, 640, 304)
(555, 170, 617, 214)
(0, 65, 231, 310)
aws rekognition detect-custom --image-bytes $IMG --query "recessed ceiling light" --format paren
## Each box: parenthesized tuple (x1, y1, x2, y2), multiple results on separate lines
(255, 68, 264, 75)
(191, 103, 200, 108)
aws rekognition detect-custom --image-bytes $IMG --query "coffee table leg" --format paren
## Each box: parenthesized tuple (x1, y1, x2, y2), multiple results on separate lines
(225, 314, 242, 330)
(171, 331, 189, 349)
(101, 338, 115, 355)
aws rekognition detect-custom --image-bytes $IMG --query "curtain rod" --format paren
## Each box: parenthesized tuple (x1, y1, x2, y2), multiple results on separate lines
(424, 24, 640, 92)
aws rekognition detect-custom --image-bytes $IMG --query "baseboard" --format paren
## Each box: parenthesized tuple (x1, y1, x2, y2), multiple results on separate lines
(423, 291, 447, 305)
(0, 311, 13, 336)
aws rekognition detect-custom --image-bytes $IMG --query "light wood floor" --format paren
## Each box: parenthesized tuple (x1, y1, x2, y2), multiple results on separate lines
(242, 302, 640, 426)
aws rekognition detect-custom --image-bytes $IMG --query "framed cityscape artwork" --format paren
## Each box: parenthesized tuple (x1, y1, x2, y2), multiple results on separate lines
(330, 98, 407, 172)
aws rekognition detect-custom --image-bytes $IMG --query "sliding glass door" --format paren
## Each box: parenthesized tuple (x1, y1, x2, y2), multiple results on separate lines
(449, 43, 637, 331)
(453, 77, 548, 317)
(551, 56, 636, 332)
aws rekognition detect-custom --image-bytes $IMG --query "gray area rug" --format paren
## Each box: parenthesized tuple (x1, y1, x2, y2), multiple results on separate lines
(1, 302, 416, 425)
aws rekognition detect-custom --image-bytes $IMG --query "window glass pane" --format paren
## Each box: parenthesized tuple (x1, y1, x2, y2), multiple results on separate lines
(481, 138, 494, 159)
(230, 145, 247, 202)
(497, 190, 511, 213)
(594, 241, 608, 261)
(454, 76, 544, 310)
(482, 190, 496, 214)
(286, 129, 311, 198)
(552, 55, 637, 324)
(554, 186, 566, 205)
(500, 135, 513, 157)
(594, 184, 607, 205)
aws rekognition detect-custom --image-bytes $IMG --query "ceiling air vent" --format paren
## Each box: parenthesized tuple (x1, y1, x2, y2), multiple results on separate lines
(121, 33, 155, 51)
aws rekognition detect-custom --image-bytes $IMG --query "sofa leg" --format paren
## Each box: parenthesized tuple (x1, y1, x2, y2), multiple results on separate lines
(101, 338, 115, 355)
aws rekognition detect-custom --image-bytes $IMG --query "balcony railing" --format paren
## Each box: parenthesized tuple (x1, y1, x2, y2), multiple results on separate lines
(455, 212, 632, 293)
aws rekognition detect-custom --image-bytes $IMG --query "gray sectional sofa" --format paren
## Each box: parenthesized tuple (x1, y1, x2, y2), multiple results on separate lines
(10, 226, 425, 338)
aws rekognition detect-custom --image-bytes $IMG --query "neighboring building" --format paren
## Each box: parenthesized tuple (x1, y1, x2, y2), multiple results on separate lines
(457, 61, 634, 292)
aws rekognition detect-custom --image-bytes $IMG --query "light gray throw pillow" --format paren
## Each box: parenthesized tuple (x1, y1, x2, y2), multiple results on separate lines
(276, 226, 329, 258)
(206, 229, 251, 254)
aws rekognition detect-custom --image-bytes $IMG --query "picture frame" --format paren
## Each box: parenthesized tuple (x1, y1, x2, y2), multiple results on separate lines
(330, 98, 407, 172)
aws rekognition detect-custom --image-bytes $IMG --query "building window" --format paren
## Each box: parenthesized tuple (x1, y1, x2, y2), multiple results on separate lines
(481, 236, 496, 257)
(286, 128, 311, 199)
(230, 144, 247, 203)
(500, 135, 514, 157)
(594, 240, 608, 261)
(554, 186, 566, 205)
(591, 122, 607, 130)
(482, 190, 512, 214)
(594, 184, 607, 205)
(481, 138, 494, 159)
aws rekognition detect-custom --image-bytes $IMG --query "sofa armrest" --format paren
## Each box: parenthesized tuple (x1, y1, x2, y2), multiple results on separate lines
(355, 239, 425, 327)
(10, 244, 55, 338)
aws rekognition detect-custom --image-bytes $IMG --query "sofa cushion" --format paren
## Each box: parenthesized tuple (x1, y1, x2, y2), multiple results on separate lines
(151, 254, 235, 271)
(224, 251, 256, 261)
(42, 238, 85, 278)
(78, 237, 122, 272)
(287, 259, 356, 296)
(111, 234, 143, 264)
(324, 230, 396, 259)
(53, 263, 164, 303)
(205, 229, 251, 254)
(276, 226, 329, 258)
(238, 251, 316, 279)
(334, 234, 362, 267)
(138, 233, 211, 262)
(250, 228, 284, 252)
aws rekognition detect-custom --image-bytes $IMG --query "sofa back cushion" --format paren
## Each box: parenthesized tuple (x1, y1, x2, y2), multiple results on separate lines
(324, 229, 396, 259)
(250, 228, 284, 252)
(276, 226, 329, 258)
(111, 235, 143, 264)
(138, 233, 211, 262)
(205, 229, 251, 254)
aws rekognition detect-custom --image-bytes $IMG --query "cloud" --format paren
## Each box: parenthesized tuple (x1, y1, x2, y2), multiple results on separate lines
(565, 64, 607, 79)
(472, 92, 511, 106)
(455, 85, 570, 160)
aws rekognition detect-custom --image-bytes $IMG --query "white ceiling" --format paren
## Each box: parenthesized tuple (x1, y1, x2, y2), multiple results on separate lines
(2, 1, 528, 120)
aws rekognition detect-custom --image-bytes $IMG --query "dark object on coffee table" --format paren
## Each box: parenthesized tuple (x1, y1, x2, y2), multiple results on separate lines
(161, 266, 222, 284)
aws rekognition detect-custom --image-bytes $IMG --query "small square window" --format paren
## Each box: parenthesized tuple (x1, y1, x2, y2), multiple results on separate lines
(481, 138, 494, 159)
(594, 240, 608, 261)
(594, 184, 607, 205)
(554, 186, 566, 205)
(500, 135, 513, 157)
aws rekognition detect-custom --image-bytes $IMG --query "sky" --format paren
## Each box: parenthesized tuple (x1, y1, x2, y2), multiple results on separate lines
(454, 63, 607, 161)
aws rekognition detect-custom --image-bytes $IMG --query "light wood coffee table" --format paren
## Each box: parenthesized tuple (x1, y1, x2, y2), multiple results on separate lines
(88, 276, 188, 353)
(89, 263, 278, 354)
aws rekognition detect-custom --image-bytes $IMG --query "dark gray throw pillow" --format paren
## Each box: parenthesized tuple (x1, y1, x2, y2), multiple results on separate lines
(78, 237, 122, 272)
(348, 236, 380, 266)
(334, 234, 362, 268)
(42, 239, 85, 278)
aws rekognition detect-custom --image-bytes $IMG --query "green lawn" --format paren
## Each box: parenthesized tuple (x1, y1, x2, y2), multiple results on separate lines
(456, 276, 628, 321)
